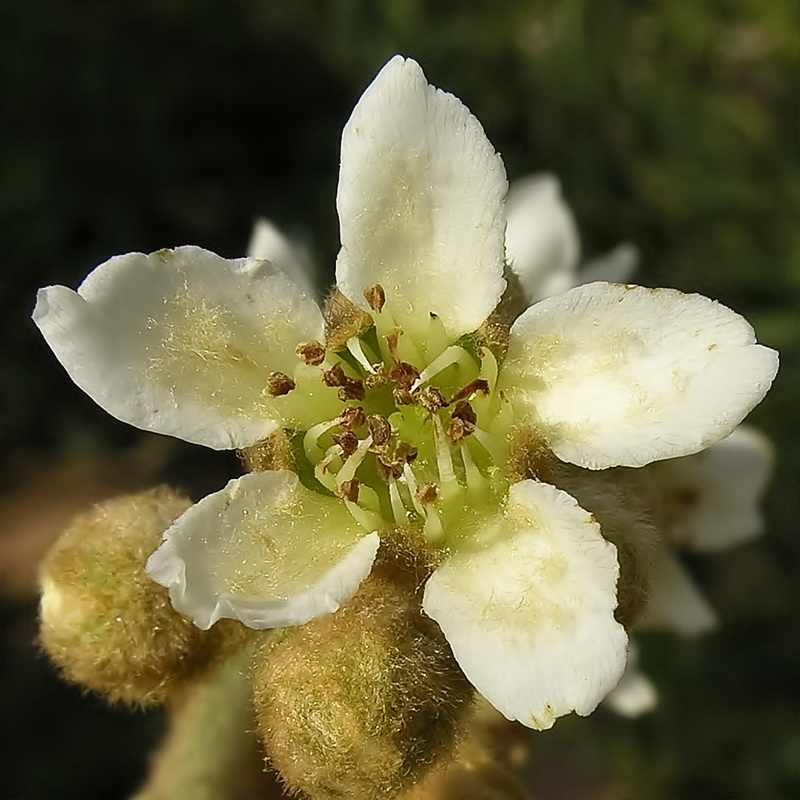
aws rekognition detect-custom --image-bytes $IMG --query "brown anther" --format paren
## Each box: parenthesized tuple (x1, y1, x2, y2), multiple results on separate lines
(363, 284, 386, 313)
(447, 417, 473, 444)
(452, 378, 490, 403)
(337, 479, 360, 503)
(322, 363, 347, 387)
(265, 372, 296, 397)
(364, 365, 390, 388)
(338, 381, 365, 402)
(389, 361, 420, 391)
(395, 442, 418, 463)
(331, 431, 359, 457)
(415, 483, 438, 506)
(392, 387, 416, 406)
(296, 340, 326, 366)
(339, 406, 366, 431)
(386, 330, 401, 360)
(451, 400, 478, 426)
(323, 364, 365, 401)
(376, 455, 404, 481)
(366, 415, 392, 448)
(417, 386, 447, 413)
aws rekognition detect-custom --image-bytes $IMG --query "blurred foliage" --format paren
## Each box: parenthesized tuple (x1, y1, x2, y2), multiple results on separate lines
(0, 1, 797, 798)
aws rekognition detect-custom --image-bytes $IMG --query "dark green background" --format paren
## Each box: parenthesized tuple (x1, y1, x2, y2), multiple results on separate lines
(1, 1, 798, 798)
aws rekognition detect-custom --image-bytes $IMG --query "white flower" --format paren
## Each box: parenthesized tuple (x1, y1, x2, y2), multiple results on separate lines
(32, 56, 778, 731)
(505, 173, 639, 302)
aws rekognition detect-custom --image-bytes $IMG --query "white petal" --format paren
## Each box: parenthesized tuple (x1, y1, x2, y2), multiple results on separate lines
(505, 173, 580, 302)
(636, 549, 717, 636)
(603, 641, 657, 718)
(248, 218, 318, 299)
(648, 426, 774, 552)
(579, 242, 639, 285)
(502, 282, 779, 469)
(146, 470, 379, 630)
(423, 480, 627, 730)
(335, 55, 507, 341)
(33, 246, 330, 450)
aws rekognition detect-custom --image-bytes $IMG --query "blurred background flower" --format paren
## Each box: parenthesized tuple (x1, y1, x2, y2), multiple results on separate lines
(1, 1, 797, 799)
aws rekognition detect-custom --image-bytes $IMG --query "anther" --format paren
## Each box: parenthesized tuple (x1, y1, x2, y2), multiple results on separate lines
(338, 382, 365, 402)
(322, 363, 348, 387)
(265, 372, 296, 396)
(415, 483, 438, 506)
(296, 341, 326, 366)
(323, 364, 366, 401)
(363, 284, 386, 313)
(418, 386, 447, 413)
(386, 330, 400, 360)
(331, 431, 359, 457)
(452, 379, 490, 403)
(447, 417, 473, 444)
(339, 406, 366, 431)
(392, 387, 415, 406)
(388, 361, 420, 391)
(337, 479, 360, 503)
(366, 415, 392, 448)
(376, 455, 404, 481)
(451, 400, 477, 425)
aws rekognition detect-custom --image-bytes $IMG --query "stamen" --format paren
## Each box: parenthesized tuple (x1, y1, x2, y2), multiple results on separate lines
(296, 340, 326, 367)
(424, 313, 450, 361)
(412, 345, 475, 391)
(303, 418, 341, 460)
(339, 406, 366, 431)
(366, 415, 392, 448)
(265, 371, 296, 397)
(331, 431, 359, 457)
(423, 506, 445, 544)
(343, 500, 384, 532)
(388, 480, 408, 524)
(478, 347, 499, 391)
(388, 361, 420, 391)
(432, 416, 461, 501)
(452, 379, 490, 403)
(363, 284, 386, 312)
(418, 386, 447, 413)
(337, 478, 360, 503)
(415, 482, 438, 505)
(461, 443, 489, 497)
(336, 435, 374, 487)
(314, 445, 342, 493)
(402, 463, 427, 517)
(472, 426, 503, 462)
(346, 337, 377, 374)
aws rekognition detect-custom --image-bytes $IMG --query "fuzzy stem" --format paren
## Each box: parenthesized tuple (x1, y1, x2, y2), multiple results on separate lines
(131, 648, 275, 800)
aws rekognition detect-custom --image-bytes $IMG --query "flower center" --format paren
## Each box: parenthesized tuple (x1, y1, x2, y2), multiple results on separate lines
(289, 285, 511, 545)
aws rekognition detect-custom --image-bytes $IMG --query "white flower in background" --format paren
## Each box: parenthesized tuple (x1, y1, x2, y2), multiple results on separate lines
(505, 173, 639, 302)
(32, 56, 778, 731)
(248, 218, 318, 300)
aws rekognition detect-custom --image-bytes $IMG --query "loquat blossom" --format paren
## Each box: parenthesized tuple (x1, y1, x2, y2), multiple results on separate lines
(33, 55, 778, 731)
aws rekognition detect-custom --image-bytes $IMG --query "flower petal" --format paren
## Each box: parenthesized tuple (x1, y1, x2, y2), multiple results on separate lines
(636, 549, 717, 636)
(146, 470, 380, 630)
(505, 173, 580, 302)
(603, 649, 657, 718)
(33, 246, 331, 450)
(648, 425, 773, 552)
(579, 242, 639, 285)
(248, 218, 318, 299)
(423, 479, 627, 730)
(335, 55, 507, 341)
(502, 282, 779, 469)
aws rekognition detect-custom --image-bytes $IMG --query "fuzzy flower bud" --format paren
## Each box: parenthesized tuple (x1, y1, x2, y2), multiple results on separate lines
(39, 487, 243, 706)
(251, 551, 474, 800)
